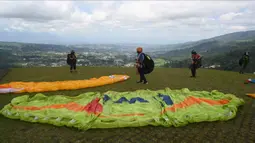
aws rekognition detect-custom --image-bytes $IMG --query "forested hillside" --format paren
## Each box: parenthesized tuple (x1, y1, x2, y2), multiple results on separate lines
(165, 40, 255, 73)
(161, 30, 255, 60)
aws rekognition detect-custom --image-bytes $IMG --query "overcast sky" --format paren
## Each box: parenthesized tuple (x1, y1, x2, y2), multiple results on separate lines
(0, 1, 255, 44)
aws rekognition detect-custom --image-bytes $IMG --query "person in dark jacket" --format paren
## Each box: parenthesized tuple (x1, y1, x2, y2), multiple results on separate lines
(68, 50, 77, 73)
(190, 50, 201, 78)
(135, 47, 148, 84)
(239, 52, 249, 74)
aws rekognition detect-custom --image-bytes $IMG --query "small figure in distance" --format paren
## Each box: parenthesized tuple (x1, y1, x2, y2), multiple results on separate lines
(67, 50, 77, 73)
(239, 52, 249, 74)
(190, 50, 201, 78)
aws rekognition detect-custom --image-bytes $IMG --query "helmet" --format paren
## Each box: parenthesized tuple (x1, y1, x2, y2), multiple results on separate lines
(191, 50, 196, 54)
(136, 47, 143, 53)
(71, 50, 75, 54)
(245, 52, 249, 55)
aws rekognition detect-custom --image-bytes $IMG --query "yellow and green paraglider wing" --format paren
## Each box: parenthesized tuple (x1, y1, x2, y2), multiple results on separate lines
(1, 88, 244, 130)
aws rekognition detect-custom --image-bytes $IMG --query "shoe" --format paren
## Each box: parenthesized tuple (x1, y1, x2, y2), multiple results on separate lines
(143, 81, 148, 84)
(136, 81, 143, 83)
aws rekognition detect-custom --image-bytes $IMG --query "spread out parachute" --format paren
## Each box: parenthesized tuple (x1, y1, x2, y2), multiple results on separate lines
(246, 93, 255, 98)
(247, 79, 255, 84)
(0, 75, 129, 94)
(245, 79, 255, 98)
(1, 88, 244, 130)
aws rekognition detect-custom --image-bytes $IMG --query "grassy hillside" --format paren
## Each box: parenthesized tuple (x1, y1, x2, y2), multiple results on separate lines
(0, 67, 254, 143)
(210, 30, 255, 43)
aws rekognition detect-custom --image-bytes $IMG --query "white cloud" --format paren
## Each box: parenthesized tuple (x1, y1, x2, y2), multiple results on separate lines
(229, 26, 247, 31)
(0, 1, 255, 44)
(220, 12, 243, 21)
(0, 1, 74, 21)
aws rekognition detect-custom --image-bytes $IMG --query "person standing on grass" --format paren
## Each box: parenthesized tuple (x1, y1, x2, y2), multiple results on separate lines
(67, 50, 77, 73)
(190, 50, 201, 78)
(135, 47, 148, 84)
(239, 52, 249, 74)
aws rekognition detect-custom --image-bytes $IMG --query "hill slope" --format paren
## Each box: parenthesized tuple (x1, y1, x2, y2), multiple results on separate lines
(0, 67, 254, 142)
(161, 30, 255, 60)
(209, 30, 255, 43)
(164, 40, 255, 73)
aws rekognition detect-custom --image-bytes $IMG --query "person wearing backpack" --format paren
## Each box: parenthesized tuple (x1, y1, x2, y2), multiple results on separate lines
(190, 50, 201, 78)
(67, 50, 77, 73)
(135, 47, 154, 84)
(239, 52, 249, 74)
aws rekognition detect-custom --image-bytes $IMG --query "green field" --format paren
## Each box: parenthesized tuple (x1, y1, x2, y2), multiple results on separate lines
(154, 58, 167, 67)
(0, 67, 255, 143)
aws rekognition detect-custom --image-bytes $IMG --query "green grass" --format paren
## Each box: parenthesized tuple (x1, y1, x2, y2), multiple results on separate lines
(0, 67, 255, 143)
(154, 58, 167, 67)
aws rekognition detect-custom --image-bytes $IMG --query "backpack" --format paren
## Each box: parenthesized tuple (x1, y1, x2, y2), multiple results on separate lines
(239, 58, 243, 66)
(141, 53, 154, 74)
(67, 54, 71, 65)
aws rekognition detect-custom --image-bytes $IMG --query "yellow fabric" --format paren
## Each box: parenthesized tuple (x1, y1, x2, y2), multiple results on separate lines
(0, 75, 129, 93)
(246, 94, 255, 98)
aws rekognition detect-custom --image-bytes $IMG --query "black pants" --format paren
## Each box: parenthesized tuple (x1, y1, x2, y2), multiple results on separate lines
(239, 64, 247, 74)
(190, 64, 197, 77)
(70, 62, 76, 71)
(138, 68, 147, 82)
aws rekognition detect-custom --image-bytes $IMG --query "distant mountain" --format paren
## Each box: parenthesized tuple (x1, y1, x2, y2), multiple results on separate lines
(1, 30, 255, 57)
(206, 30, 255, 43)
(160, 30, 255, 60)
(0, 41, 124, 53)
(0, 31, 64, 44)
(183, 30, 255, 47)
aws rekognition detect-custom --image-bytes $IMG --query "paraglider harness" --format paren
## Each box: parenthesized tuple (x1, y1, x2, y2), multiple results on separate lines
(196, 57, 202, 68)
(67, 54, 72, 65)
(239, 54, 249, 66)
(189, 55, 202, 69)
(67, 53, 76, 65)
(136, 53, 154, 74)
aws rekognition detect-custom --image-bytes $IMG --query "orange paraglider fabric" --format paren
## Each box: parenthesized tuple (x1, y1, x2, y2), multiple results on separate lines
(246, 93, 255, 98)
(0, 75, 129, 94)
